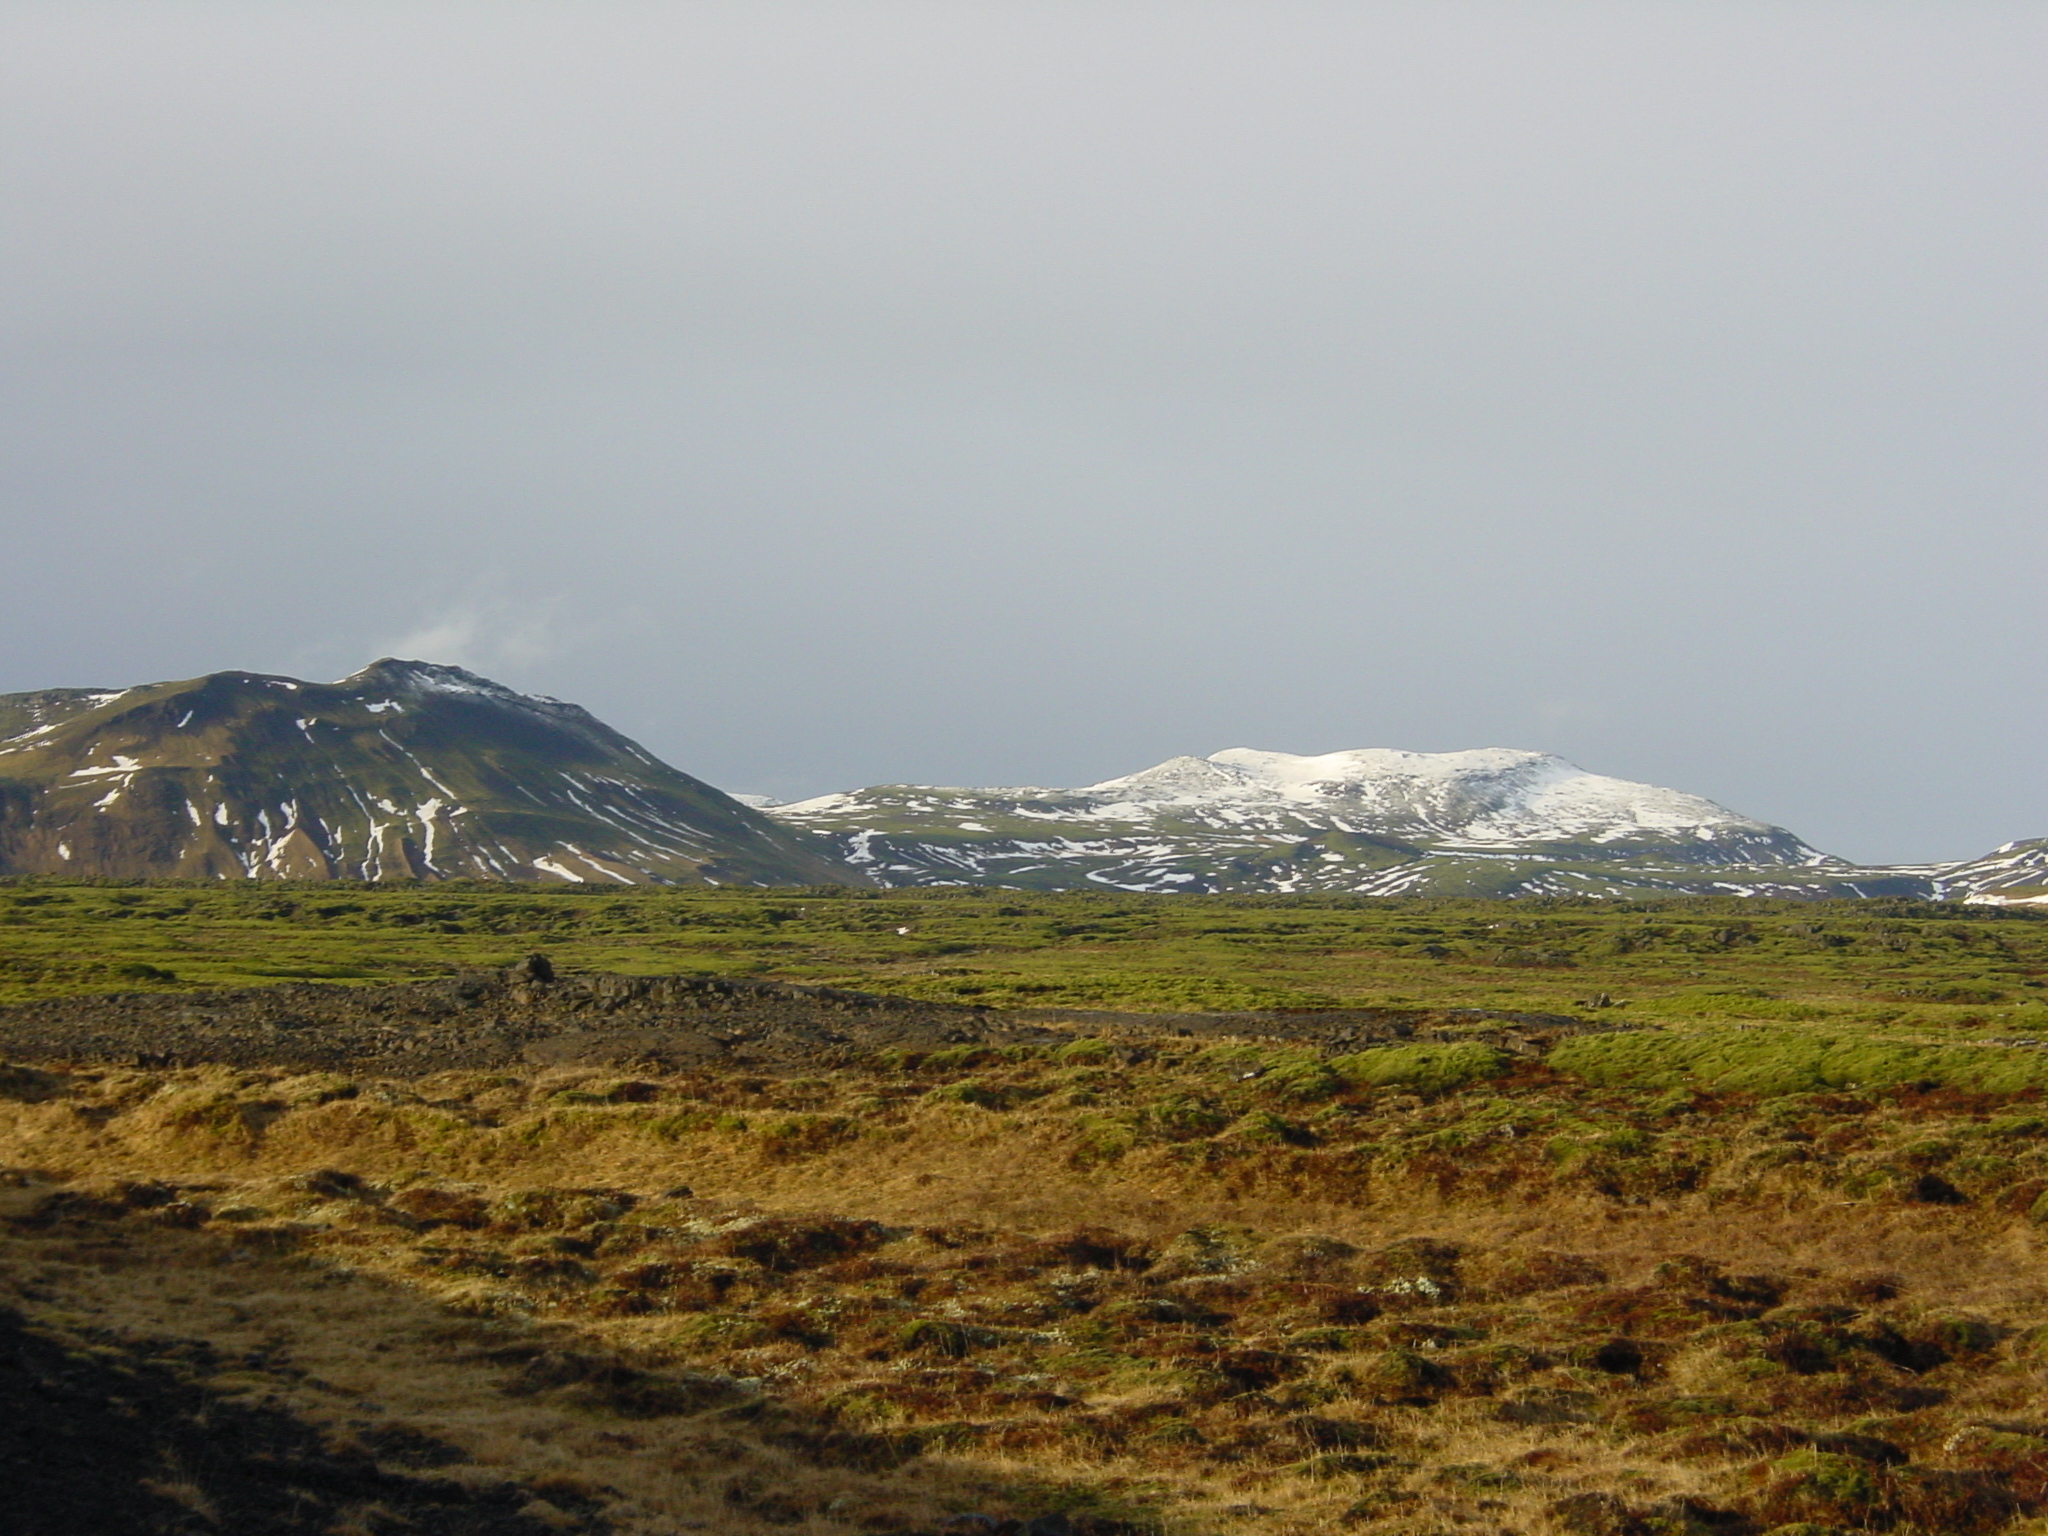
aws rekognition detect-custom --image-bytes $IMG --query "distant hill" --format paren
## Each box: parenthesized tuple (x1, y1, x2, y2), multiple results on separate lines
(1930, 839, 2048, 905)
(763, 746, 2032, 901)
(0, 660, 860, 886)
(4, 668, 2039, 901)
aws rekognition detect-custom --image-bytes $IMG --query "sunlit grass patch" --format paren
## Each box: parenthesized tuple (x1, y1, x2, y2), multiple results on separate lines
(1550, 1027, 2048, 1097)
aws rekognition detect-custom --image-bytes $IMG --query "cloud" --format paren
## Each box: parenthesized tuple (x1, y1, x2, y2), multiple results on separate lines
(383, 586, 566, 677)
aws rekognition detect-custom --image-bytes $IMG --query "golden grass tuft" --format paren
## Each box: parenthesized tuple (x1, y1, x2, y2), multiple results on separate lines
(15, 1041, 2048, 1532)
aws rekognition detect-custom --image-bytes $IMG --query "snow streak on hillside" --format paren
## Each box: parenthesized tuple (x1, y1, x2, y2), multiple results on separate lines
(6, 666, 2041, 901)
(0, 661, 855, 887)
(1930, 841, 2048, 905)
(767, 747, 1981, 899)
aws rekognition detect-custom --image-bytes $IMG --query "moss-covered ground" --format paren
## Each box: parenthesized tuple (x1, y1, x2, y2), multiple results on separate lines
(3, 882, 2047, 1047)
(11, 883, 2048, 1532)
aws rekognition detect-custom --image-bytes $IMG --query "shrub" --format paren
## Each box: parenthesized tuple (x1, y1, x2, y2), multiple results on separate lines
(1148, 1224, 1251, 1279)
(1223, 1110, 1309, 1145)
(1262, 1234, 1359, 1279)
(1328, 1043, 1510, 1096)
(486, 1188, 634, 1230)
(1753, 1450, 1884, 1529)
(389, 1187, 489, 1229)
(1017, 1226, 1154, 1272)
(1288, 1327, 1372, 1352)
(703, 1215, 892, 1272)
(1056, 1037, 1119, 1064)
(920, 1045, 1002, 1072)
(1361, 1347, 1448, 1399)
(1142, 1095, 1231, 1140)
(111, 962, 177, 983)
(1356, 1237, 1464, 1300)
(0, 1064, 64, 1103)
(896, 1319, 981, 1358)
(759, 1113, 860, 1157)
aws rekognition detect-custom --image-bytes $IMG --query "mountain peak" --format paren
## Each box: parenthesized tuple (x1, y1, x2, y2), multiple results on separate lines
(338, 658, 553, 704)
(1208, 745, 1567, 788)
(1075, 745, 1775, 842)
(1086, 755, 1252, 796)
(767, 743, 1827, 894)
(0, 664, 862, 887)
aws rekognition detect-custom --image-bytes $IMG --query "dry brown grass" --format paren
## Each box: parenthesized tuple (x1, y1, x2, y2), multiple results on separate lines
(0, 1212, 1073, 1535)
(13, 1046, 2048, 1534)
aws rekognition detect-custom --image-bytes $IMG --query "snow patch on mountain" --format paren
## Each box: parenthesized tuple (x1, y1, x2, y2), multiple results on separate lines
(1077, 747, 1791, 849)
(765, 745, 1846, 895)
(0, 661, 861, 888)
(1930, 839, 2048, 905)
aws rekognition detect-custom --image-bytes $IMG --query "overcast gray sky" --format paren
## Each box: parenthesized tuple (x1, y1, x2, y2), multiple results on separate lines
(2, 2, 2043, 863)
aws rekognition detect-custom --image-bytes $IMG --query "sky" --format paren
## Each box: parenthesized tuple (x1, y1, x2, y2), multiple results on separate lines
(1, 2, 2042, 864)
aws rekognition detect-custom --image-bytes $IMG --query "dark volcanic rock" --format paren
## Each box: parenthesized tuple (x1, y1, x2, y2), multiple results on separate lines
(0, 968, 1617, 1076)
(0, 971, 1041, 1074)
(1009, 1003, 1615, 1057)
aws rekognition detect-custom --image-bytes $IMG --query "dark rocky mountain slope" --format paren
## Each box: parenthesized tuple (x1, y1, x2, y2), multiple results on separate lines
(0, 660, 859, 887)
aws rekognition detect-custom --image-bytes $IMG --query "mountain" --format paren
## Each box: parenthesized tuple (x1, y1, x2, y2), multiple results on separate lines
(1928, 840, 2048, 905)
(0, 660, 860, 887)
(762, 747, 1961, 899)
(4, 668, 2036, 901)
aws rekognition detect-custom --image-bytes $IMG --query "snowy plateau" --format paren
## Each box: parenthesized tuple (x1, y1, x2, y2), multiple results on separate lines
(764, 748, 2048, 903)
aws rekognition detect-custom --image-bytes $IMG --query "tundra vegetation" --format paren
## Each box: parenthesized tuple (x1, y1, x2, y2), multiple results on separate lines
(8, 882, 2048, 1534)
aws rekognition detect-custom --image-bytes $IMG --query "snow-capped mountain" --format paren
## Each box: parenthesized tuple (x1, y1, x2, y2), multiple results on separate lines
(1076, 748, 1821, 858)
(4, 669, 2039, 901)
(1929, 840, 2048, 905)
(764, 747, 1939, 897)
(0, 660, 857, 886)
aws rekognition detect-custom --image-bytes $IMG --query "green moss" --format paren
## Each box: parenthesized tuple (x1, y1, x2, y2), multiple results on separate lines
(758, 1114, 859, 1157)
(7, 885, 2048, 1140)
(1329, 1043, 1510, 1096)
(1068, 1113, 1136, 1166)
(1656, 988, 1834, 1021)
(1141, 1095, 1232, 1140)
(1226, 1110, 1308, 1145)
(1550, 1028, 2048, 1098)
(1258, 1050, 1348, 1101)
(1054, 1038, 1119, 1064)
(1763, 1450, 1883, 1520)
(920, 1045, 1002, 1073)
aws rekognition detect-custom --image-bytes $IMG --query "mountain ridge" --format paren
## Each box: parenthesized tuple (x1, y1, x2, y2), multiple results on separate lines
(0, 659, 857, 887)
(1, 660, 2039, 902)
(764, 746, 2038, 902)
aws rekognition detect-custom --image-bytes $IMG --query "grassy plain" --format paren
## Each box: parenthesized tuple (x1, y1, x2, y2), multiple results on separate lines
(4, 879, 2048, 1043)
(10, 883, 2048, 1534)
